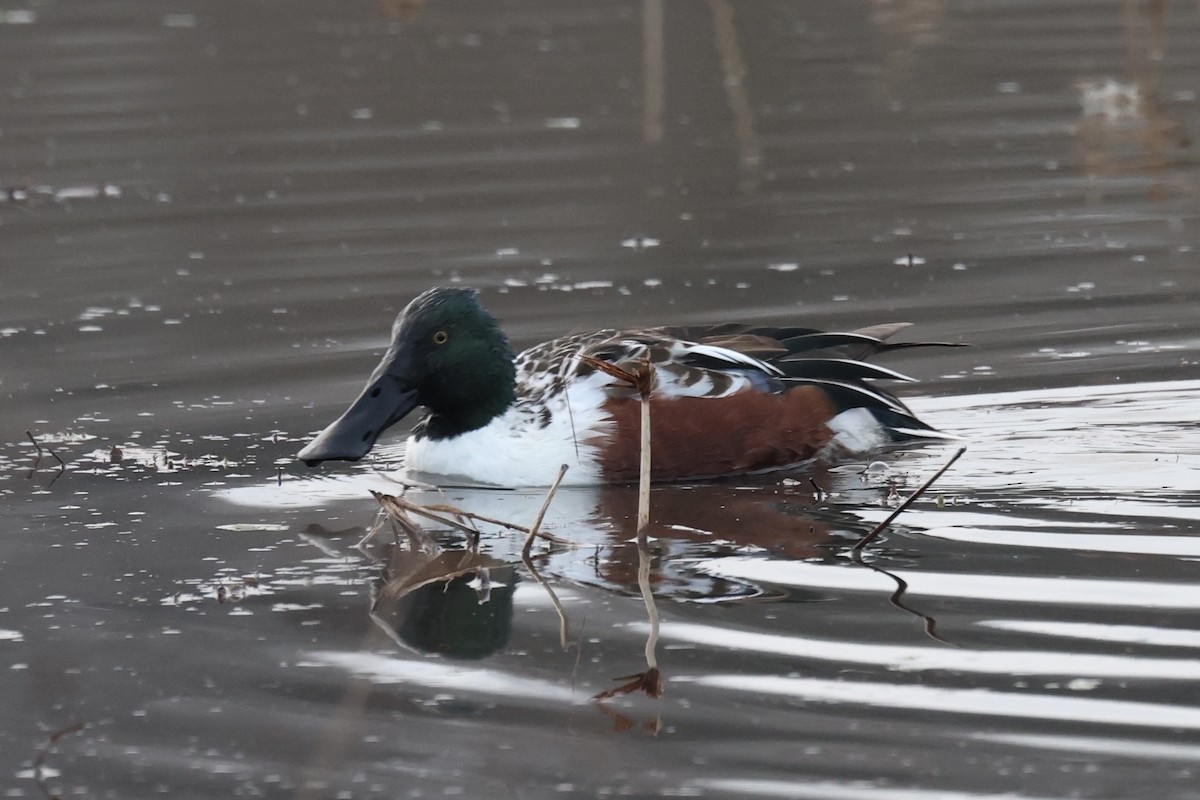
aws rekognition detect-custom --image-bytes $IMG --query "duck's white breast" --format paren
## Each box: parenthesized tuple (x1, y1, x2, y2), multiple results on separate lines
(403, 372, 614, 487)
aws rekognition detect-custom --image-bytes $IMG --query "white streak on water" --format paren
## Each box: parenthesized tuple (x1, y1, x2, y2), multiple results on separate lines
(691, 778, 1067, 800)
(649, 621, 1200, 680)
(676, 674, 1200, 730)
(297, 650, 581, 703)
(697, 557, 1200, 609)
(972, 732, 1200, 762)
(920, 526, 1200, 556)
(978, 619, 1200, 649)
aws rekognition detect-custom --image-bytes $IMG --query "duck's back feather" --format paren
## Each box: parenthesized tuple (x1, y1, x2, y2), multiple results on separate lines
(510, 322, 958, 482)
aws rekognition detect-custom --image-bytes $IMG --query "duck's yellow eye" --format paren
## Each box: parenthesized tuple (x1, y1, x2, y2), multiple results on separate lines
(433, 330, 449, 344)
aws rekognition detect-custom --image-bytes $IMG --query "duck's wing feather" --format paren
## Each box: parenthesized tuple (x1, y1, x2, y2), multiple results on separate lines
(514, 322, 957, 441)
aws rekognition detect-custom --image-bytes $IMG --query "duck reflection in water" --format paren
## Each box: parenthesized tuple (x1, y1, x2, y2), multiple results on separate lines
(366, 526, 519, 660)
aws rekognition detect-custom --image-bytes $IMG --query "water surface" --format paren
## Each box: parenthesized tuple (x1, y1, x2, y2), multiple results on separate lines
(2, 0, 1199, 797)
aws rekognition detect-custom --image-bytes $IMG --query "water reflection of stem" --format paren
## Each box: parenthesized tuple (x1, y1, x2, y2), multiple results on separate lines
(642, 0, 665, 144)
(851, 556, 956, 647)
(522, 551, 571, 649)
(596, 700, 663, 735)
(594, 538, 664, 701)
(34, 721, 85, 800)
(708, 0, 763, 175)
(637, 537, 660, 673)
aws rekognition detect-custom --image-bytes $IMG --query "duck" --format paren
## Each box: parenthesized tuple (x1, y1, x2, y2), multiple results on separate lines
(297, 286, 957, 487)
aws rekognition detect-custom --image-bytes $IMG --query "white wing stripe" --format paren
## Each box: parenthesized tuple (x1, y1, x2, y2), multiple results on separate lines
(677, 343, 784, 376)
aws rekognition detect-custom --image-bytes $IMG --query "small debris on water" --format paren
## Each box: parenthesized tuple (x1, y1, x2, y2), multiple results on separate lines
(863, 461, 891, 479)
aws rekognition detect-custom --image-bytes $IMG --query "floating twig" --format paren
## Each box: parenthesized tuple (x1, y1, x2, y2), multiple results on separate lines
(372, 491, 573, 547)
(851, 446, 966, 554)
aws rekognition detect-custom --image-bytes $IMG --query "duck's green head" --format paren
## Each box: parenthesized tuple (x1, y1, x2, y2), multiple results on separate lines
(298, 287, 516, 466)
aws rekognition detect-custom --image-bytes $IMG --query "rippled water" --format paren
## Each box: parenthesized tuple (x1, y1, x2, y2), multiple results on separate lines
(3, 0, 1200, 797)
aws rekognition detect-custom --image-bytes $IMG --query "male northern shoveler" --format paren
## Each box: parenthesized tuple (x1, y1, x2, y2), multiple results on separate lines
(297, 287, 956, 487)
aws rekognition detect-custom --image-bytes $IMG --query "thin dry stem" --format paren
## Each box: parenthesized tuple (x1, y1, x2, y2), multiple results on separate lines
(579, 354, 656, 543)
(522, 464, 569, 559)
(851, 446, 966, 554)
(637, 378, 652, 543)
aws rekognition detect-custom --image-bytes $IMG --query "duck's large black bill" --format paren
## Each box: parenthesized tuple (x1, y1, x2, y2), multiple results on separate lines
(297, 380, 418, 466)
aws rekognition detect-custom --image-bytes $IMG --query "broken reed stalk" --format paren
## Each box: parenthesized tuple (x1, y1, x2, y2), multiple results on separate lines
(851, 445, 966, 554)
(579, 353, 655, 544)
(636, 367, 652, 545)
(521, 463, 569, 560)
